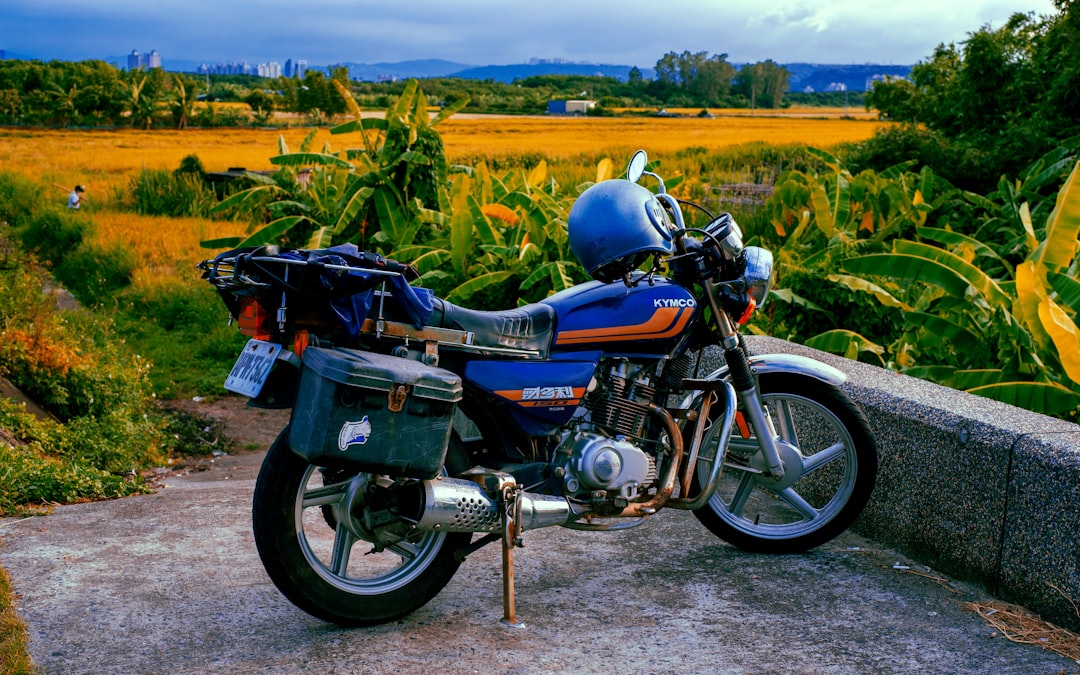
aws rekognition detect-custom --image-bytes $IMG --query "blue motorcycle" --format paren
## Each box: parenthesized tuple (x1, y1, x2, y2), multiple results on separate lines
(201, 151, 878, 627)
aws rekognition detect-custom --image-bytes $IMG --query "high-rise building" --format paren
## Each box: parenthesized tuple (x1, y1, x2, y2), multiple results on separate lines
(295, 60, 307, 79)
(127, 50, 141, 70)
(257, 62, 282, 78)
(146, 50, 161, 69)
(285, 59, 294, 78)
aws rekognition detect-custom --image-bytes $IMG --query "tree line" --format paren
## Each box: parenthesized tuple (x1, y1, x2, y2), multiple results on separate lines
(862, 1, 1079, 192)
(0, 50, 798, 128)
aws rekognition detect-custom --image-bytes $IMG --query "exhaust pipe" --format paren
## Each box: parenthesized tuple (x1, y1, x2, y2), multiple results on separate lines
(403, 476, 578, 533)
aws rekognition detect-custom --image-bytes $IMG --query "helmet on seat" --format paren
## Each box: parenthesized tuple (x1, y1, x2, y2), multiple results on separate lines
(568, 180, 674, 282)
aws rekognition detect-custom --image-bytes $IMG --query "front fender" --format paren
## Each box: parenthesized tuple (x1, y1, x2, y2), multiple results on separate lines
(683, 353, 846, 406)
(747, 353, 847, 386)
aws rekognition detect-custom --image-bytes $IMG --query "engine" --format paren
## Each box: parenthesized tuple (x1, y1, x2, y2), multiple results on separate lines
(552, 357, 689, 512)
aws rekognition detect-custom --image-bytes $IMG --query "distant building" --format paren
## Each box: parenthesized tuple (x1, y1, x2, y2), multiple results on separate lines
(547, 99, 596, 115)
(127, 49, 162, 70)
(257, 62, 281, 78)
(295, 60, 307, 79)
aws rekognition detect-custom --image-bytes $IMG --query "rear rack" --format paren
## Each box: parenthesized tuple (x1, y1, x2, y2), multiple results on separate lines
(200, 250, 543, 360)
(199, 252, 406, 294)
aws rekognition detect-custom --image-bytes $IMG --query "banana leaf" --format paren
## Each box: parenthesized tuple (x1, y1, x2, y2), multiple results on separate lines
(1037, 159, 1080, 272)
(805, 329, 884, 363)
(237, 215, 306, 247)
(826, 274, 912, 311)
(270, 152, 352, 169)
(967, 381, 1080, 416)
(1049, 272, 1080, 313)
(893, 240, 1011, 308)
(903, 312, 984, 355)
(841, 253, 970, 300)
(446, 271, 516, 305)
(1037, 297, 1080, 385)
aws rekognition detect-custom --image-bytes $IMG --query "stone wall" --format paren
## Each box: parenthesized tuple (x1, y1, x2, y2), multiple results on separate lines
(709, 337, 1080, 631)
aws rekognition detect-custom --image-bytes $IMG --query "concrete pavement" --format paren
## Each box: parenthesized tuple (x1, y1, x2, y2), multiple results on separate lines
(1, 449, 1077, 675)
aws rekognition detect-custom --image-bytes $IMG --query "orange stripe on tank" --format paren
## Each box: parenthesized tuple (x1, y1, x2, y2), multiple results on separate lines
(555, 307, 692, 344)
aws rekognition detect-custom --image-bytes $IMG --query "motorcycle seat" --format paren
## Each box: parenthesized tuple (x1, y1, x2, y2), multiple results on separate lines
(430, 299, 555, 355)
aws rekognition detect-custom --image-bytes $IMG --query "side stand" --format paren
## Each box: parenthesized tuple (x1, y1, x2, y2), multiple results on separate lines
(500, 483, 526, 628)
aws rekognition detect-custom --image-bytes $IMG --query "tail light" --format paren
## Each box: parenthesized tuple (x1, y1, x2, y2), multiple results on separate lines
(237, 297, 271, 340)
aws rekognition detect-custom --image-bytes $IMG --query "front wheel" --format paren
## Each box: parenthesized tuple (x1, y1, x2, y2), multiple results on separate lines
(252, 427, 472, 626)
(693, 373, 878, 554)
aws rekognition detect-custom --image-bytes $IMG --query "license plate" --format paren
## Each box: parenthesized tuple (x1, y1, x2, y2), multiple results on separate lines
(224, 339, 283, 397)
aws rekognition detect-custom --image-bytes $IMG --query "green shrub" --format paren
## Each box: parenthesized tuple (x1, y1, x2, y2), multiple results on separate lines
(126, 167, 217, 217)
(14, 208, 90, 267)
(54, 241, 136, 306)
(0, 170, 43, 229)
(0, 403, 152, 515)
(115, 281, 246, 397)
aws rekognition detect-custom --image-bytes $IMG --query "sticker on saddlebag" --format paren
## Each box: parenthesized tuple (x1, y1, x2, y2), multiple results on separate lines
(338, 417, 372, 451)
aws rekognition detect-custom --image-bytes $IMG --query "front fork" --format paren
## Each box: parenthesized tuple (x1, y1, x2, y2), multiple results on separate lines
(703, 281, 786, 482)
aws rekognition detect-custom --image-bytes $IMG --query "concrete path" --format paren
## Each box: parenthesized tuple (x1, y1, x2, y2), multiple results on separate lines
(1, 449, 1077, 675)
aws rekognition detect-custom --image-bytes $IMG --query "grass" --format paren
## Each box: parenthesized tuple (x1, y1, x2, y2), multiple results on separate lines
(0, 564, 35, 675)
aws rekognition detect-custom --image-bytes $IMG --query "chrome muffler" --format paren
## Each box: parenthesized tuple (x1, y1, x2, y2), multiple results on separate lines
(406, 476, 578, 533)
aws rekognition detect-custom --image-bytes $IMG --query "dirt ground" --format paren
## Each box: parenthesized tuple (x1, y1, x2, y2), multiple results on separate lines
(156, 395, 290, 478)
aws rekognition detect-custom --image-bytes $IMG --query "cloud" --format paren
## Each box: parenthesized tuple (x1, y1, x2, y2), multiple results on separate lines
(0, 0, 1062, 68)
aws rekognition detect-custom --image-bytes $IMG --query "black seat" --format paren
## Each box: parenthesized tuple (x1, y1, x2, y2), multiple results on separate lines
(430, 299, 555, 355)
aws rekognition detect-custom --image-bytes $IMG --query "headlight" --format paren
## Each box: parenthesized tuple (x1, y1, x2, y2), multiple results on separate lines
(742, 246, 773, 308)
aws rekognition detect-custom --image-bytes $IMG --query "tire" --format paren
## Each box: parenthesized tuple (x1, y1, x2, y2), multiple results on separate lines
(692, 373, 878, 554)
(252, 427, 472, 626)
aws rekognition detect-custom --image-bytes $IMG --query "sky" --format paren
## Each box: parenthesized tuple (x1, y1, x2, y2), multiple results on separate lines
(1, 0, 1060, 69)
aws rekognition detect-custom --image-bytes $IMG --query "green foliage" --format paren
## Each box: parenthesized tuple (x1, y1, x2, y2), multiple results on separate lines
(0, 170, 43, 228)
(114, 281, 246, 397)
(126, 166, 218, 217)
(55, 241, 137, 306)
(834, 157, 1080, 417)
(13, 208, 91, 268)
(0, 402, 153, 514)
(0, 247, 167, 513)
(207, 80, 466, 251)
(862, 5, 1079, 192)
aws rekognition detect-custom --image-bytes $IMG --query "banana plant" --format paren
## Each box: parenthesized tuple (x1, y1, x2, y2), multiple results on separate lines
(761, 148, 950, 356)
(202, 79, 467, 252)
(393, 159, 588, 309)
(837, 159, 1080, 417)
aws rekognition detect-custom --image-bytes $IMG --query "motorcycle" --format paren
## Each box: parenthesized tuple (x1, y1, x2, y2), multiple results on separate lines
(200, 150, 878, 627)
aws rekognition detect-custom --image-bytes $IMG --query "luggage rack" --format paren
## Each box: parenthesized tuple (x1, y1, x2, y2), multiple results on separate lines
(200, 251, 543, 360)
(198, 251, 406, 294)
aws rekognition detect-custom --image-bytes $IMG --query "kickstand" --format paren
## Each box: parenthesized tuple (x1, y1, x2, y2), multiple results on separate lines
(500, 483, 525, 628)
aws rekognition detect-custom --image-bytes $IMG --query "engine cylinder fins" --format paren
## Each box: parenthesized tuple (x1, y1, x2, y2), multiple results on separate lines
(586, 395, 652, 439)
(658, 353, 696, 392)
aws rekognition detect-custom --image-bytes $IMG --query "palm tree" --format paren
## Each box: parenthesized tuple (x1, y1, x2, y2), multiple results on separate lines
(169, 75, 199, 129)
(122, 74, 157, 130)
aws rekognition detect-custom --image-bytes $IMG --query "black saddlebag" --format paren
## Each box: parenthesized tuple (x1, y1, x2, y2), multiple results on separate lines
(288, 347, 462, 478)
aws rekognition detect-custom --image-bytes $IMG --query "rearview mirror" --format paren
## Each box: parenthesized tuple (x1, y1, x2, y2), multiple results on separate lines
(627, 150, 648, 183)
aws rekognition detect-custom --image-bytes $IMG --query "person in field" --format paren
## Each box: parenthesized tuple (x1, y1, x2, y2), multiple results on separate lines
(68, 185, 86, 209)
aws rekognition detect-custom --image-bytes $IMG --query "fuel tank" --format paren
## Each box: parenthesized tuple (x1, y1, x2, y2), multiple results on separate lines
(540, 276, 699, 357)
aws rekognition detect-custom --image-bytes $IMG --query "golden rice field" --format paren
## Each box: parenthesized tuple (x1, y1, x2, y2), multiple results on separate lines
(0, 113, 889, 284)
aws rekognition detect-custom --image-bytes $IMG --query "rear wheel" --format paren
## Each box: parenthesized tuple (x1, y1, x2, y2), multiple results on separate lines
(693, 373, 877, 553)
(252, 427, 472, 626)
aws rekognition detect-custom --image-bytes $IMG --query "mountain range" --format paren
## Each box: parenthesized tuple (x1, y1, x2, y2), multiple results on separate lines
(165, 58, 912, 92)
(21, 53, 911, 92)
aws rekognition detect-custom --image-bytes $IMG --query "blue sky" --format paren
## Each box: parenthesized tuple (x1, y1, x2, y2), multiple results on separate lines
(1, 0, 1059, 68)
